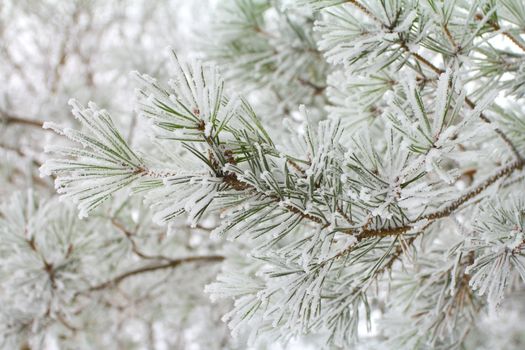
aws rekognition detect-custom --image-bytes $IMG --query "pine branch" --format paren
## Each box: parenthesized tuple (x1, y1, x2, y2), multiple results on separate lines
(85, 255, 224, 293)
(1, 111, 44, 129)
(351, 159, 523, 239)
(420, 160, 522, 220)
(464, 97, 523, 160)
(476, 13, 525, 53)
(400, 44, 523, 161)
(110, 218, 174, 262)
(342, 0, 524, 161)
(222, 172, 326, 224)
(501, 31, 525, 52)
(208, 152, 519, 243)
(345, 0, 382, 25)
(8, 1, 525, 347)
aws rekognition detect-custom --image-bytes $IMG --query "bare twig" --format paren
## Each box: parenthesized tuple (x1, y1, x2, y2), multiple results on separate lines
(1, 111, 44, 129)
(85, 255, 224, 293)
(111, 218, 173, 261)
(0, 142, 43, 168)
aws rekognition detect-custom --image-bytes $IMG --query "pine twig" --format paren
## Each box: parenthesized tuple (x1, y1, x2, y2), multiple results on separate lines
(1, 111, 44, 129)
(420, 159, 522, 221)
(344, 0, 523, 162)
(464, 97, 523, 161)
(346, 0, 382, 25)
(399, 43, 523, 162)
(351, 159, 523, 239)
(85, 255, 224, 293)
(110, 218, 174, 262)
(221, 155, 522, 240)
(475, 13, 525, 53)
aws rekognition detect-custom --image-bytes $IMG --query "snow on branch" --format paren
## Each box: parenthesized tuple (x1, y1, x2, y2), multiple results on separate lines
(40, 100, 147, 217)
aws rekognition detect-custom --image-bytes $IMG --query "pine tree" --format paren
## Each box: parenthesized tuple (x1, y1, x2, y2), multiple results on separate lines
(2, 0, 525, 349)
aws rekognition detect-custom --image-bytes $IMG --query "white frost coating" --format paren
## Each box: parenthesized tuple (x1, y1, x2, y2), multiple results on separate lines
(41, 121, 65, 135)
(395, 10, 417, 33)
(359, 188, 371, 201)
(16, 5, 525, 348)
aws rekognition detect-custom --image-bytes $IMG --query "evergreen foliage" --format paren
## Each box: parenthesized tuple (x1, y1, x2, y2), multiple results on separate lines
(2, 0, 525, 348)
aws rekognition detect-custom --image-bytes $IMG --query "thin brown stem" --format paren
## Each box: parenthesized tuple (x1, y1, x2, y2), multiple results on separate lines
(1, 111, 44, 128)
(482, 15, 525, 53)
(287, 159, 307, 176)
(502, 31, 525, 53)
(346, 0, 382, 25)
(404, 45, 445, 75)
(443, 24, 457, 49)
(85, 255, 224, 293)
(464, 97, 523, 161)
(349, 159, 523, 239)
(111, 219, 173, 261)
(420, 159, 522, 221)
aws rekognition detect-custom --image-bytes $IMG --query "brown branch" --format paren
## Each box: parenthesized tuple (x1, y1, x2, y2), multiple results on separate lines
(221, 153, 522, 241)
(336, 205, 353, 225)
(1, 111, 44, 128)
(349, 159, 523, 239)
(401, 42, 445, 75)
(356, 224, 412, 240)
(297, 78, 326, 95)
(287, 159, 307, 176)
(110, 219, 173, 261)
(443, 24, 457, 49)
(420, 159, 522, 221)
(501, 31, 525, 53)
(464, 97, 523, 160)
(86, 255, 224, 293)
(479, 14, 525, 53)
(56, 312, 78, 332)
(346, 0, 382, 25)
